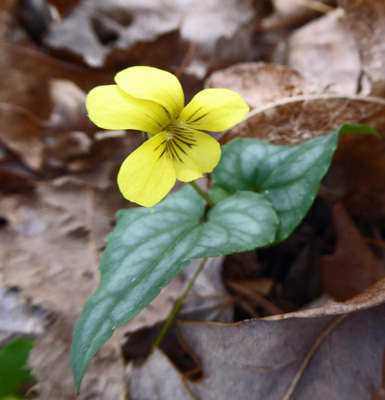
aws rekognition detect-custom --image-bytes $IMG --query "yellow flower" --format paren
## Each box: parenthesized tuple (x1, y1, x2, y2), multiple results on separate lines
(86, 66, 249, 207)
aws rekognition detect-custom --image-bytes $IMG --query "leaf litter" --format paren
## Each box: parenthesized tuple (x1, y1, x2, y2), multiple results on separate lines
(0, 0, 385, 399)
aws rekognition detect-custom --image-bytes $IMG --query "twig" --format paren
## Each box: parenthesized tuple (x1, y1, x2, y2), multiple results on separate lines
(226, 280, 284, 315)
(175, 41, 197, 79)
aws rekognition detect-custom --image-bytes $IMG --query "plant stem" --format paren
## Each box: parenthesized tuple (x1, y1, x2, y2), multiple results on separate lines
(189, 181, 215, 207)
(151, 258, 208, 353)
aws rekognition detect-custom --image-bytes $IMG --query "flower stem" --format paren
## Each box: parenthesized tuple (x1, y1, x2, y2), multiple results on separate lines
(189, 181, 216, 207)
(150, 257, 208, 353)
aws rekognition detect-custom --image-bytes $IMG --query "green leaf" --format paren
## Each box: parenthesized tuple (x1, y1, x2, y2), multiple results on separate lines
(0, 338, 35, 397)
(211, 132, 338, 242)
(72, 186, 279, 389)
(336, 122, 382, 138)
(211, 123, 380, 242)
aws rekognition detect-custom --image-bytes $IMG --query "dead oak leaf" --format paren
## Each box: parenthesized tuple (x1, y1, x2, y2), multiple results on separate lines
(175, 283, 385, 400)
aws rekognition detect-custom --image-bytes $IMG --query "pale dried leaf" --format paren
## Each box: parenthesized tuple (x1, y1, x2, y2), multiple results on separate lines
(206, 62, 323, 109)
(47, 79, 93, 132)
(261, 0, 336, 31)
(287, 9, 366, 94)
(44, 0, 181, 68)
(127, 348, 194, 400)
(0, 283, 45, 345)
(176, 0, 258, 79)
(338, 0, 385, 97)
(0, 176, 128, 399)
(29, 316, 125, 400)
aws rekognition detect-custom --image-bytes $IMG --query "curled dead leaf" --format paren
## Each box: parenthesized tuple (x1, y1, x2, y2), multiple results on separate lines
(176, 285, 385, 400)
(321, 203, 385, 301)
(221, 94, 385, 144)
(220, 94, 385, 220)
(206, 62, 323, 109)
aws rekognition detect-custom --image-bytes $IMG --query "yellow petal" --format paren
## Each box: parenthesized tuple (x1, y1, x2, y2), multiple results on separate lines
(117, 132, 176, 207)
(115, 66, 184, 120)
(179, 88, 249, 132)
(167, 127, 221, 182)
(86, 85, 169, 134)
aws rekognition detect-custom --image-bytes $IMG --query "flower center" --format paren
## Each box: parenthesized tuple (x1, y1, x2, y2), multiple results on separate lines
(157, 122, 198, 163)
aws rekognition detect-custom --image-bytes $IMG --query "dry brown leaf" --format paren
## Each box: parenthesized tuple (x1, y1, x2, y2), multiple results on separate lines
(175, 0, 259, 79)
(222, 94, 385, 144)
(0, 104, 43, 170)
(0, 0, 20, 40)
(220, 94, 385, 220)
(0, 161, 36, 193)
(125, 257, 231, 335)
(44, 0, 262, 79)
(0, 176, 129, 399)
(132, 281, 385, 399)
(44, 0, 182, 68)
(0, 43, 110, 171)
(287, 9, 366, 94)
(338, 0, 385, 97)
(206, 62, 323, 109)
(127, 348, 194, 400)
(44, 0, 80, 16)
(322, 120, 385, 220)
(122, 257, 233, 365)
(0, 283, 45, 345)
(321, 203, 385, 301)
(29, 316, 125, 400)
(261, 0, 336, 31)
(176, 287, 385, 400)
(46, 79, 94, 133)
(269, 277, 385, 319)
(372, 349, 385, 400)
